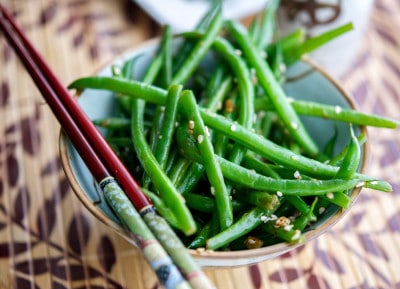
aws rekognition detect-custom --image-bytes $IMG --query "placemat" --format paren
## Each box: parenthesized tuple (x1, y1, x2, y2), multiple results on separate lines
(1, 0, 399, 288)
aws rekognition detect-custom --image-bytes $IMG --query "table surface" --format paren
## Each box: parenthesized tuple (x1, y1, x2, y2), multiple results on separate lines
(1, 1, 400, 288)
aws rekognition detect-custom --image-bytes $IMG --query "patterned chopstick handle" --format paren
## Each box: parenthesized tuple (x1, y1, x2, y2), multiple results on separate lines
(100, 177, 191, 289)
(141, 208, 216, 289)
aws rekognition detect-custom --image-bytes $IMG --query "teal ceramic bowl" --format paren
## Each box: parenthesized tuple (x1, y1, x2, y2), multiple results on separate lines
(59, 40, 367, 267)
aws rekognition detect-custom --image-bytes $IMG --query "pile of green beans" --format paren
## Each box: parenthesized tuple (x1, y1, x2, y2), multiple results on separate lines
(69, 1, 398, 251)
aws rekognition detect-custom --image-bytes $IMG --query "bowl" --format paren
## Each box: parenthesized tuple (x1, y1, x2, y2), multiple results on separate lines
(59, 39, 367, 267)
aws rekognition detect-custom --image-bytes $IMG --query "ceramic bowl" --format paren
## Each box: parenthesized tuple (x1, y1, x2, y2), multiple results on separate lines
(59, 39, 367, 268)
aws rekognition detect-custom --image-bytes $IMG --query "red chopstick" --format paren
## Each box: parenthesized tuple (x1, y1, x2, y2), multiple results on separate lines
(0, 5, 150, 210)
(0, 7, 217, 289)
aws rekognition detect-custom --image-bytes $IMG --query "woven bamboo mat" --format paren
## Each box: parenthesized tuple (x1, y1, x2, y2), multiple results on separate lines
(1, 0, 400, 288)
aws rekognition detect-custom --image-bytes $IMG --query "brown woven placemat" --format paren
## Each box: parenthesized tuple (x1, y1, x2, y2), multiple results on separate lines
(1, 0, 400, 288)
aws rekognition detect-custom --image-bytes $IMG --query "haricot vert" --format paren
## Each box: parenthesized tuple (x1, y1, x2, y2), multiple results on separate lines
(68, 0, 397, 251)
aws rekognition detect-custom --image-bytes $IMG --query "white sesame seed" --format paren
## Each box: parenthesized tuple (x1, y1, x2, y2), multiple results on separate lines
(326, 192, 334, 199)
(204, 126, 210, 137)
(260, 215, 268, 222)
(335, 105, 342, 114)
(279, 63, 287, 73)
(294, 170, 301, 179)
(188, 120, 195, 130)
(230, 124, 237, 131)
(284, 224, 294, 231)
(210, 187, 215, 195)
(235, 49, 242, 56)
(319, 207, 326, 214)
(291, 155, 299, 161)
(277, 191, 283, 197)
(291, 230, 301, 241)
(247, 238, 256, 244)
(175, 121, 179, 127)
(291, 121, 299, 130)
(356, 181, 365, 188)
(270, 214, 277, 221)
(370, 181, 378, 185)
(197, 134, 204, 144)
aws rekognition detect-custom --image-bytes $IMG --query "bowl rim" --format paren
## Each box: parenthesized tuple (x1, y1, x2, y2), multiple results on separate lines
(59, 40, 369, 267)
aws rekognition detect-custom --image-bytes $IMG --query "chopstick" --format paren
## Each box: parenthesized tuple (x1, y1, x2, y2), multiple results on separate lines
(0, 5, 215, 289)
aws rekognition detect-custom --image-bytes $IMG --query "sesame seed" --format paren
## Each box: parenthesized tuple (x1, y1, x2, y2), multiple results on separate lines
(319, 207, 326, 215)
(204, 126, 210, 137)
(326, 192, 334, 199)
(370, 181, 378, 185)
(284, 224, 294, 231)
(270, 214, 278, 221)
(290, 121, 299, 130)
(279, 63, 287, 73)
(197, 134, 204, 144)
(291, 230, 301, 241)
(356, 181, 365, 188)
(291, 155, 299, 161)
(277, 191, 283, 197)
(210, 187, 215, 195)
(247, 238, 256, 244)
(230, 124, 237, 131)
(188, 120, 195, 130)
(175, 121, 179, 127)
(260, 215, 269, 222)
(335, 105, 342, 114)
(294, 170, 301, 179)
(235, 49, 242, 56)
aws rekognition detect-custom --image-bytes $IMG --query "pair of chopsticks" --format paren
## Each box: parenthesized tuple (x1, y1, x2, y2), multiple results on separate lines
(0, 5, 215, 289)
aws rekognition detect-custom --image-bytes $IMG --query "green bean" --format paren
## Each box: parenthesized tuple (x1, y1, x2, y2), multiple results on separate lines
(251, 0, 280, 49)
(184, 192, 246, 214)
(329, 133, 367, 166)
(206, 204, 280, 250)
(160, 25, 173, 88)
(284, 22, 354, 66)
(68, 77, 392, 191)
(255, 98, 399, 128)
(261, 197, 318, 243)
(168, 157, 191, 186)
(172, 0, 222, 72)
(172, 4, 223, 84)
(175, 128, 362, 195)
(226, 20, 319, 156)
(141, 188, 179, 229)
(188, 215, 219, 249)
(92, 117, 131, 130)
(153, 85, 182, 170)
(131, 94, 196, 235)
(336, 125, 361, 179)
(237, 191, 280, 210)
(179, 90, 233, 230)
(176, 162, 205, 195)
